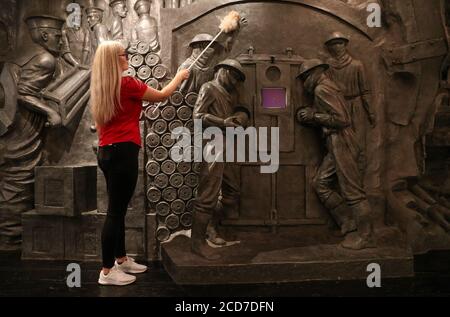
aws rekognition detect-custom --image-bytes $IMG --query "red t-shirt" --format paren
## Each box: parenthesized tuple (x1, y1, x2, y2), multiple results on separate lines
(98, 76, 148, 147)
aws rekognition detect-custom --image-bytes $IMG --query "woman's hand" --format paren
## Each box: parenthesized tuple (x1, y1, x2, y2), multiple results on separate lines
(145, 69, 190, 103)
(176, 69, 190, 82)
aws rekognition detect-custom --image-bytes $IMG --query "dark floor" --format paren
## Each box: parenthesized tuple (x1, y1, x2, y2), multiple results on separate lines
(0, 250, 450, 297)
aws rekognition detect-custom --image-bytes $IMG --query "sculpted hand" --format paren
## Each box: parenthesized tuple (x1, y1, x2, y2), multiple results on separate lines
(297, 107, 315, 123)
(230, 112, 249, 127)
(239, 17, 249, 27)
(47, 111, 62, 128)
(224, 117, 240, 128)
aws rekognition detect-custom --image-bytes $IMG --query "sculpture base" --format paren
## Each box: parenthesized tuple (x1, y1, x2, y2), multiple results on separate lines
(161, 228, 414, 285)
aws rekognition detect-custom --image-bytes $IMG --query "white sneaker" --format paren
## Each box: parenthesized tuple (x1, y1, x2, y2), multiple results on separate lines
(115, 257, 147, 274)
(98, 267, 136, 286)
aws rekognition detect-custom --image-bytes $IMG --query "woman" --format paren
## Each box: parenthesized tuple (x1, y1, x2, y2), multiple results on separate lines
(90, 41, 189, 286)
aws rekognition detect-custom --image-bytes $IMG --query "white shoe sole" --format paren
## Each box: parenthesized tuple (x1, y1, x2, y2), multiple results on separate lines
(98, 277, 136, 286)
(117, 267, 147, 274)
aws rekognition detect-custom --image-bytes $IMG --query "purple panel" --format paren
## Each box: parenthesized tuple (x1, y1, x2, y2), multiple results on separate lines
(262, 88, 286, 109)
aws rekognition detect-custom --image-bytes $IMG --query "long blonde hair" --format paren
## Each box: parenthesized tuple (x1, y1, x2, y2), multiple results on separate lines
(90, 41, 124, 127)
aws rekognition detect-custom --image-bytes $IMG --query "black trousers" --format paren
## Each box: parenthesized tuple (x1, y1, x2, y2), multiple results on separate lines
(97, 142, 140, 268)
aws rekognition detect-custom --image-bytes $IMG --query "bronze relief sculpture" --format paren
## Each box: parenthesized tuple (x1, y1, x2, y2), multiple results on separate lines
(177, 33, 224, 95)
(132, 0, 159, 52)
(191, 59, 249, 259)
(297, 59, 375, 250)
(86, 5, 110, 54)
(109, 0, 129, 49)
(0, 0, 448, 286)
(325, 32, 376, 152)
(0, 15, 64, 249)
(61, 2, 90, 68)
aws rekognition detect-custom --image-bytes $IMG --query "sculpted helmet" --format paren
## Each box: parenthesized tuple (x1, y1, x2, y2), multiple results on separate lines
(297, 59, 329, 80)
(189, 33, 223, 48)
(214, 59, 246, 81)
(324, 32, 350, 46)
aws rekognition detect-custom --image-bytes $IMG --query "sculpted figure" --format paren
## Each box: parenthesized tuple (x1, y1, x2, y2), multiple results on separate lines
(61, 1, 90, 67)
(297, 59, 375, 250)
(0, 15, 64, 249)
(109, 0, 129, 48)
(325, 32, 376, 171)
(177, 33, 223, 95)
(86, 5, 110, 54)
(191, 59, 250, 259)
(132, 0, 159, 52)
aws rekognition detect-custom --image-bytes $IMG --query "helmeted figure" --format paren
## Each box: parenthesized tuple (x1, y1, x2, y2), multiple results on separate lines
(61, 1, 90, 67)
(132, 0, 159, 52)
(0, 15, 64, 250)
(296, 59, 375, 250)
(86, 5, 110, 55)
(109, 0, 129, 48)
(177, 33, 223, 95)
(191, 59, 250, 260)
(325, 32, 376, 171)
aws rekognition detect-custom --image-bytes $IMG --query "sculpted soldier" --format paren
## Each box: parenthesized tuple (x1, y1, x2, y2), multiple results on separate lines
(0, 15, 64, 249)
(132, 0, 159, 52)
(296, 59, 375, 250)
(86, 6, 110, 54)
(325, 32, 376, 169)
(192, 59, 250, 259)
(177, 33, 223, 94)
(109, 0, 129, 48)
(61, 1, 90, 67)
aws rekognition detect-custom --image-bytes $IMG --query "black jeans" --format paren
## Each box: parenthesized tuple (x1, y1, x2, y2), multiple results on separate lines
(97, 142, 140, 268)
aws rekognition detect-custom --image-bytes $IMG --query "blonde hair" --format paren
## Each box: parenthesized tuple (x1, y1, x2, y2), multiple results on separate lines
(90, 41, 124, 127)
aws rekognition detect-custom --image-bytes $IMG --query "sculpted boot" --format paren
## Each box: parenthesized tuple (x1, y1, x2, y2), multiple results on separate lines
(324, 193, 356, 236)
(206, 222, 227, 246)
(191, 211, 221, 260)
(330, 203, 357, 236)
(206, 202, 227, 245)
(341, 200, 376, 250)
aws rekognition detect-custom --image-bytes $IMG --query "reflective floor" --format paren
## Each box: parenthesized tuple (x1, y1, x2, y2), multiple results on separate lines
(0, 250, 450, 297)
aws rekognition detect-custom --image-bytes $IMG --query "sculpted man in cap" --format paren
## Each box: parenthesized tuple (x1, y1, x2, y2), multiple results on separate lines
(86, 6, 110, 53)
(296, 59, 375, 250)
(325, 32, 376, 170)
(132, 0, 159, 52)
(61, 1, 90, 68)
(192, 59, 250, 259)
(0, 15, 64, 249)
(109, 0, 129, 48)
(177, 33, 224, 95)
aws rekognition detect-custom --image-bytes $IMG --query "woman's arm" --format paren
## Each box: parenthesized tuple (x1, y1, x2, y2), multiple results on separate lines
(142, 69, 189, 103)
